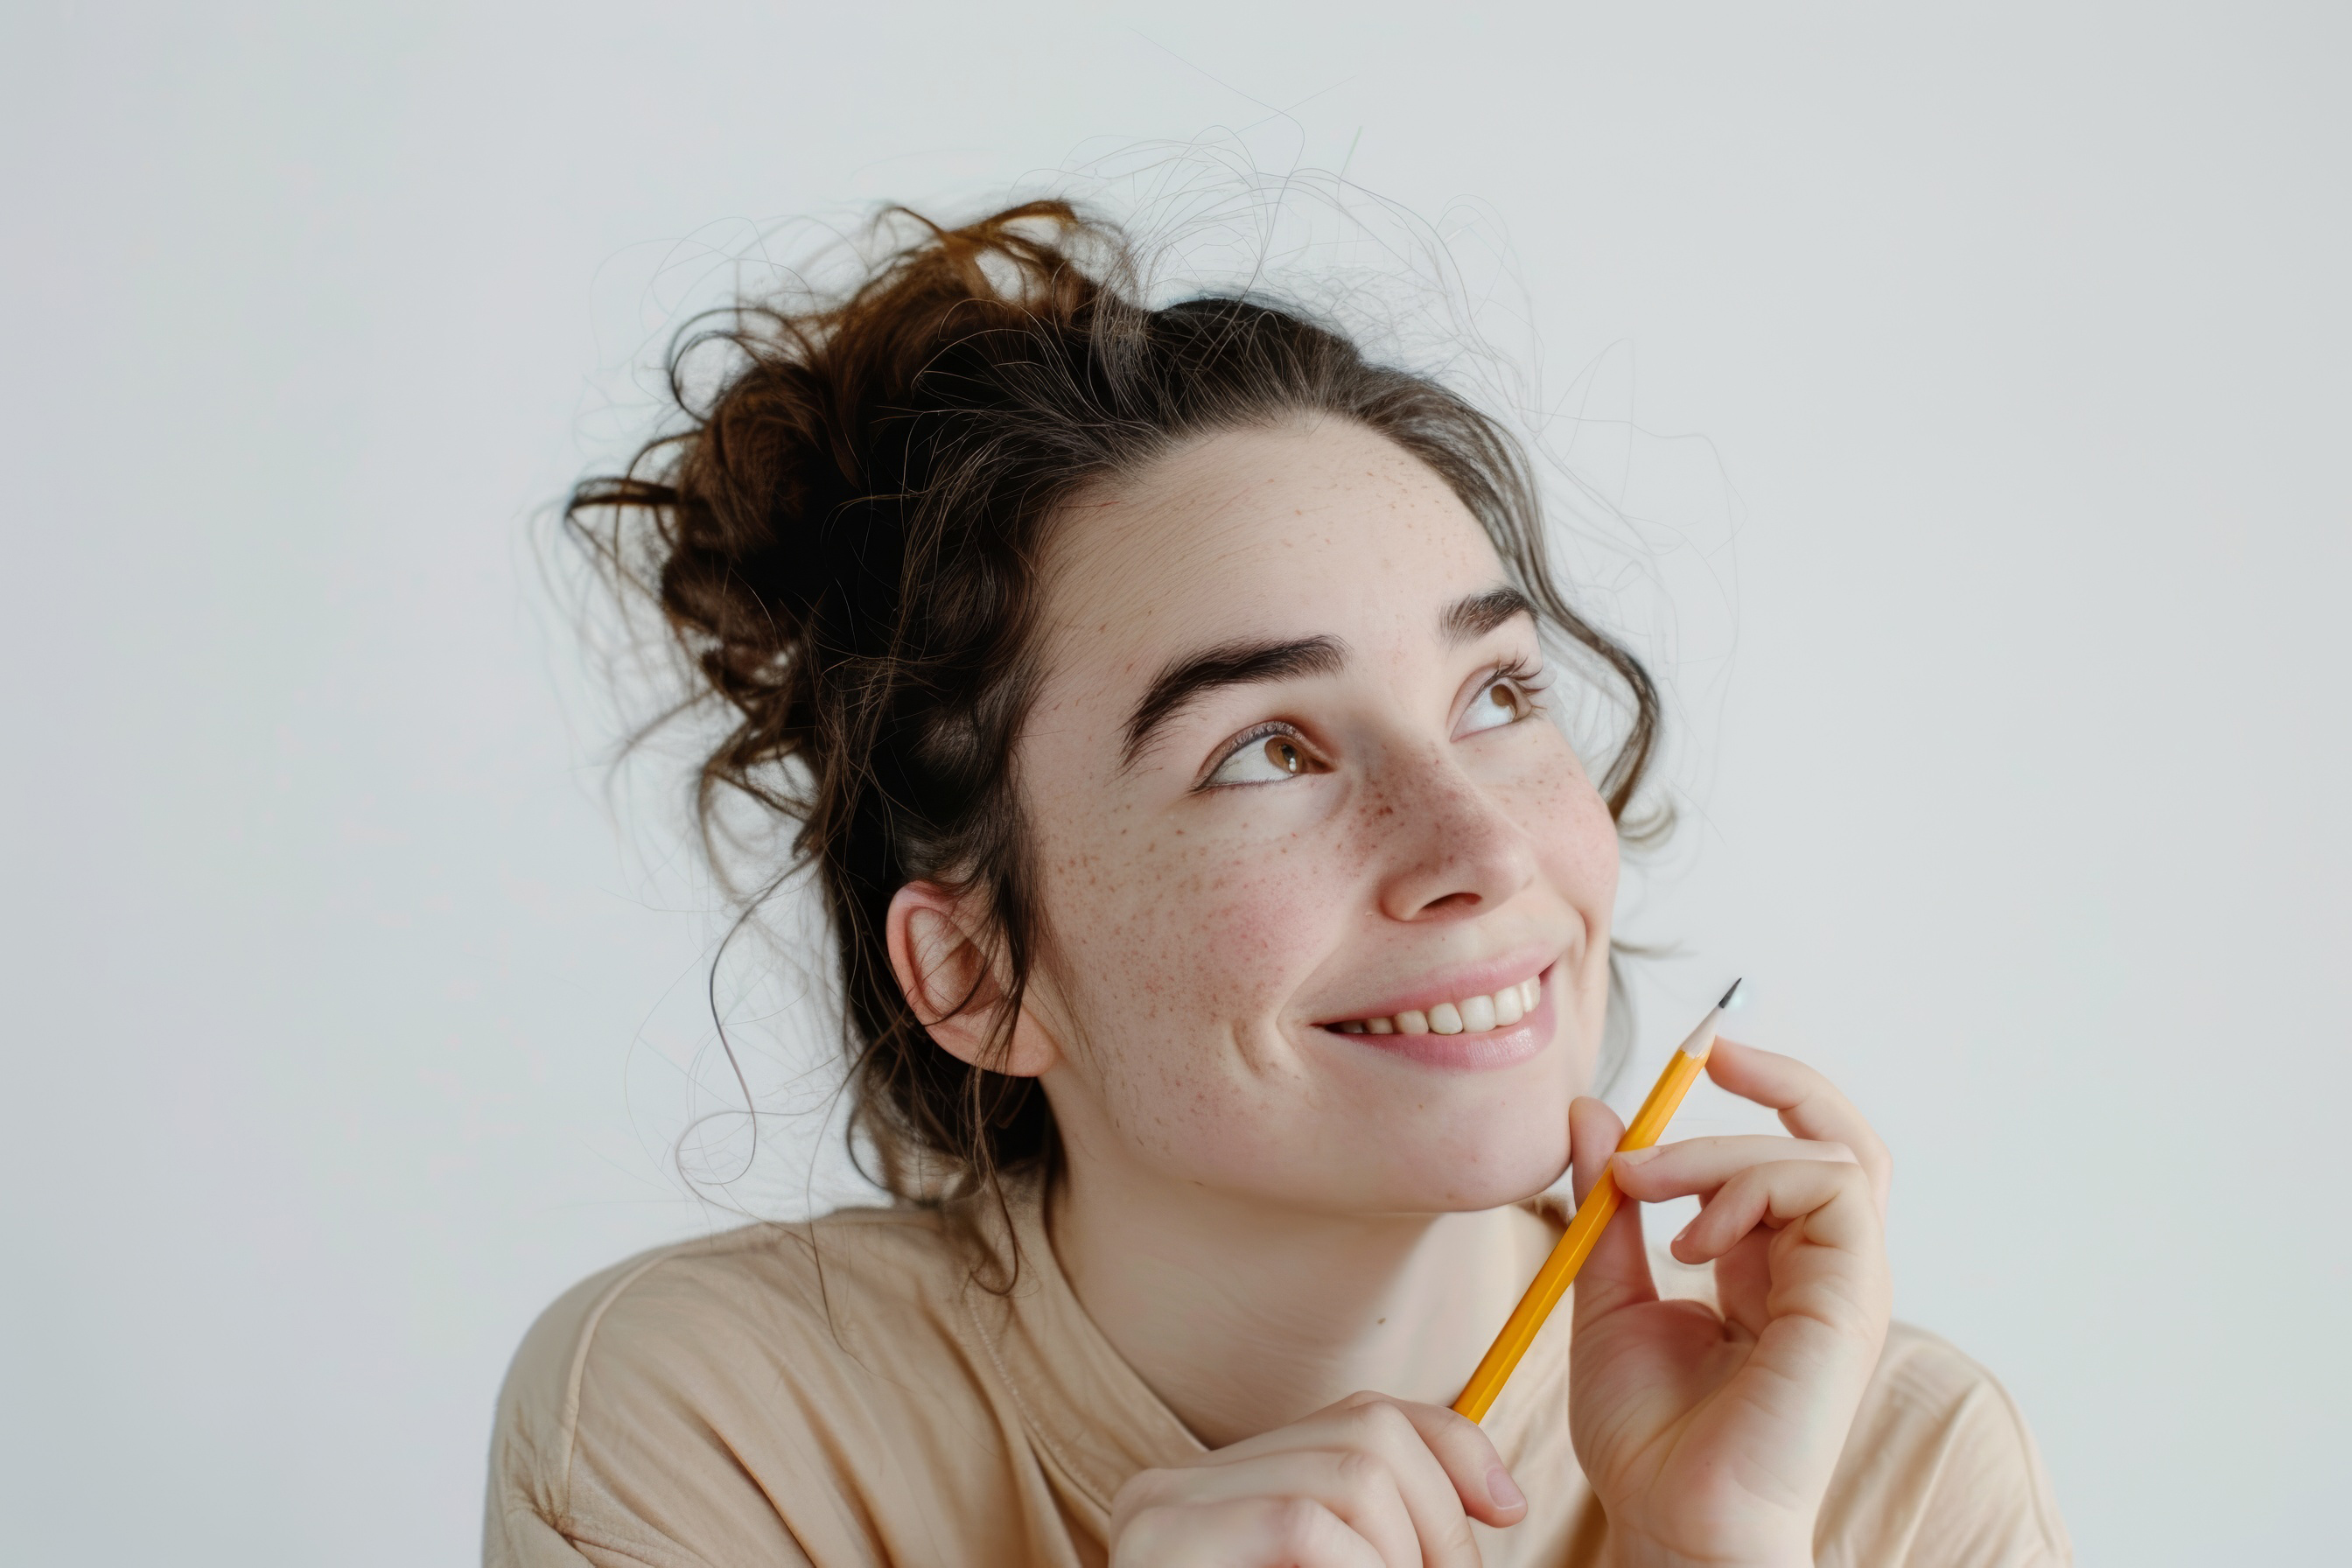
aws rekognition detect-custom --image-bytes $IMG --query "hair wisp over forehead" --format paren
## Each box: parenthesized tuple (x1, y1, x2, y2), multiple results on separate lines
(568, 200, 1663, 1248)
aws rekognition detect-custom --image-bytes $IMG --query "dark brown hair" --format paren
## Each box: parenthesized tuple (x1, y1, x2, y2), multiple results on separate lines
(570, 200, 1662, 1214)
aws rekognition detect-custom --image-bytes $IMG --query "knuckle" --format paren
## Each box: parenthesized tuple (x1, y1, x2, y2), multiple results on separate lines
(1433, 1401, 1488, 1448)
(1115, 1466, 1180, 1511)
(1267, 1496, 1335, 1553)
(1333, 1446, 1389, 1496)
(1440, 1415, 1498, 1474)
(1349, 1398, 1414, 1446)
(1108, 1472, 1180, 1538)
(1111, 1498, 1215, 1562)
(1114, 1501, 1177, 1549)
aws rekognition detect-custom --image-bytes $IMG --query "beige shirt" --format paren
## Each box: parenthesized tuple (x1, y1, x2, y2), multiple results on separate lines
(486, 1180, 2069, 1566)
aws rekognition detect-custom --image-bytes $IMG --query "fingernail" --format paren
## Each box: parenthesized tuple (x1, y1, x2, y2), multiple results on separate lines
(1614, 1146, 1662, 1167)
(1487, 1465, 1525, 1512)
(1673, 1218, 1697, 1245)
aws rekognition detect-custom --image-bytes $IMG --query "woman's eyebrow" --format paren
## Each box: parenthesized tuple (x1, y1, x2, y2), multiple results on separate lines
(1120, 634, 1348, 771)
(1442, 585, 1535, 645)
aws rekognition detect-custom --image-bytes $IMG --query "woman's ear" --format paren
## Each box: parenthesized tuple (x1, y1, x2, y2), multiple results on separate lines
(885, 880, 1062, 1078)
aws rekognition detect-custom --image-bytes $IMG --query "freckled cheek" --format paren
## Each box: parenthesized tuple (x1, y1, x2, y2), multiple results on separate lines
(1188, 861, 1343, 1003)
(1049, 822, 1350, 1027)
(1499, 763, 1620, 914)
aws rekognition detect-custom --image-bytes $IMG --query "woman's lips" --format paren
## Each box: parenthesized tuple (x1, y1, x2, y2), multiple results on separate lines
(1327, 974, 1542, 1039)
(1322, 965, 1556, 1072)
(1314, 945, 1563, 1031)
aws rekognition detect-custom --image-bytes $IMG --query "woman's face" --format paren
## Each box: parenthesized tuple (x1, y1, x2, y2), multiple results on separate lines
(1017, 419, 1620, 1215)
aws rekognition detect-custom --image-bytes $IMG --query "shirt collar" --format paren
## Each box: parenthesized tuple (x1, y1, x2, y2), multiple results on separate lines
(948, 1172, 1579, 1531)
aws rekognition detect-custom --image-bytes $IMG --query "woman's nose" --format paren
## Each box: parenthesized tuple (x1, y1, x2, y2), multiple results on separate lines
(1370, 744, 1539, 922)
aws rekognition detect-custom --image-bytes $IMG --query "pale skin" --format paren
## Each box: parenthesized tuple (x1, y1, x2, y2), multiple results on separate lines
(886, 420, 1893, 1568)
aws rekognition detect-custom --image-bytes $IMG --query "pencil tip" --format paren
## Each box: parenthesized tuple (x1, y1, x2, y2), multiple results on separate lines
(1718, 978, 1745, 1011)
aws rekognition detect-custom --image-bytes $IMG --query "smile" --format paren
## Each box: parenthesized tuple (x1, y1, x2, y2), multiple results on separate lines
(1324, 975, 1544, 1037)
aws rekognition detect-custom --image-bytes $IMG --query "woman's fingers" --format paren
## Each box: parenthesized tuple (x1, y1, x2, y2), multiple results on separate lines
(1117, 1394, 1512, 1568)
(1305, 1396, 1500, 1560)
(1610, 1134, 1861, 1202)
(1670, 1155, 1882, 1265)
(1607, 1121, 1880, 1266)
(1126, 1449, 1422, 1568)
(1113, 1495, 1389, 1568)
(1706, 1039, 1892, 1214)
(1366, 1396, 1530, 1529)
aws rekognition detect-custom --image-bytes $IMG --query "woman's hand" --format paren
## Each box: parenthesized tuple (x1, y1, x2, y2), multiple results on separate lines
(1108, 1391, 1528, 1567)
(1568, 1039, 1894, 1568)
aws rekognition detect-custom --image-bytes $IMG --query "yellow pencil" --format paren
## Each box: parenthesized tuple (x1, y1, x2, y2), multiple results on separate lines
(1452, 979, 1744, 1423)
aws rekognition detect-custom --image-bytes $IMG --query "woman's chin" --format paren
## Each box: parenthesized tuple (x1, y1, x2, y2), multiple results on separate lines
(1436, 1162, 1572, 1214)
(1399, 1105, 1576, 1209)
(1315, 1136, 1572, 1216)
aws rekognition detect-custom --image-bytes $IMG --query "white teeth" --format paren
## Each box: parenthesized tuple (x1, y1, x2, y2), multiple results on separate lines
(1334, 975, 1545, 1040)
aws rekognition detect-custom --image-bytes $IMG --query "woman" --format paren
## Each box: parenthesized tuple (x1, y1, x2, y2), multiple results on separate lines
(488, 202, 2068, 1566)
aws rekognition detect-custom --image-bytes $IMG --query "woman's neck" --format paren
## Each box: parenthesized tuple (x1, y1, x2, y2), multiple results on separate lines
(1046, 1151, 1557, 1448)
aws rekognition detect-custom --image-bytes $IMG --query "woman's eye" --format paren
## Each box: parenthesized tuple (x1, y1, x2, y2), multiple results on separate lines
(1204, 729, 1330, 788)
(1456, 675, 1531, 737)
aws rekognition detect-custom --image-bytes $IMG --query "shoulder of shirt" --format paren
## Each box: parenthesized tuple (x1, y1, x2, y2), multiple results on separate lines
(1865, 1315, 2055, 1480)
(1871, 1318, 2023, 1415)
(1830, 1320, 2075, 1564)
(488, 1204, 970, 1526)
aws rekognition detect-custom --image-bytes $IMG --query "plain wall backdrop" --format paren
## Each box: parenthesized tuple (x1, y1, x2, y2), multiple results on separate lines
(3, 4, 2344, 1562)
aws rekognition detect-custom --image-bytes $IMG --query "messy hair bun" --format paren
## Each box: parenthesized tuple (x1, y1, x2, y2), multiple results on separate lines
(570, 200, 1660, 1212)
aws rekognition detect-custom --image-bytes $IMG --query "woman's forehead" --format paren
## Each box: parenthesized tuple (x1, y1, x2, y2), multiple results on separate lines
(1040, 423, 1505, 672)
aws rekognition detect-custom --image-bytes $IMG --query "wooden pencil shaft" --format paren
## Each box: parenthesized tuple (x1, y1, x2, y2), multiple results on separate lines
(1452, 1171, 1623, 1420)
(1450, 1036, 1716, 1423)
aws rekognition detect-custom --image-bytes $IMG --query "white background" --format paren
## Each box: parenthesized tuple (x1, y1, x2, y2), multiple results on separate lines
(4, 4, 2345, 1563)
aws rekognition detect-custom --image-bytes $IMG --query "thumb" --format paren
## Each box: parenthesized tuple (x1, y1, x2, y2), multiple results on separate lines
(1566, 1095, 1657, 1326)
